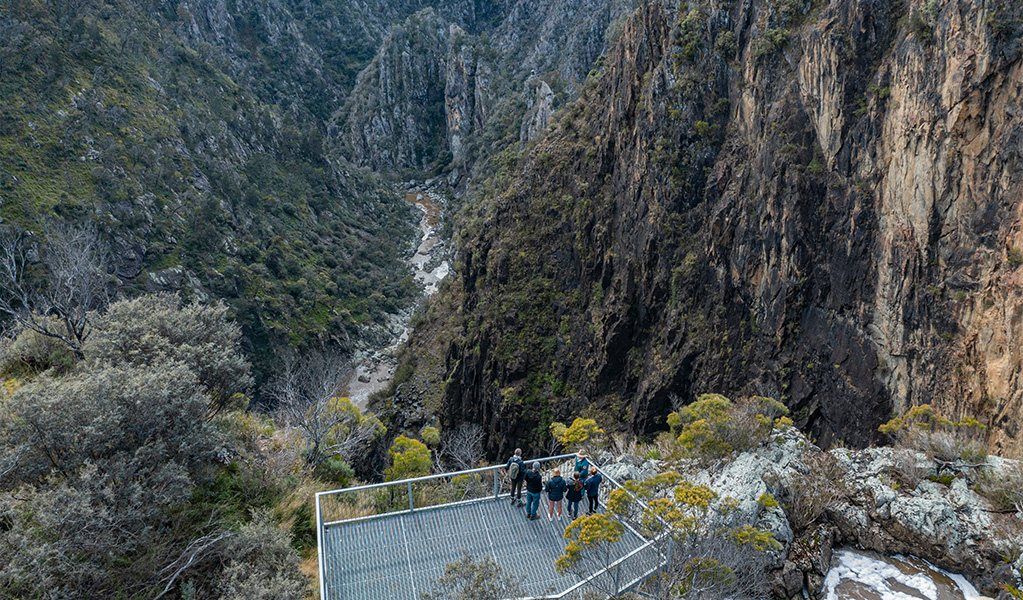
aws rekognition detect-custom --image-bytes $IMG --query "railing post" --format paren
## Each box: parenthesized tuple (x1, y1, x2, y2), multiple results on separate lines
(493, 467, 500, 500)
(315, 493, 327, 600)
(408, 481, 414, 513)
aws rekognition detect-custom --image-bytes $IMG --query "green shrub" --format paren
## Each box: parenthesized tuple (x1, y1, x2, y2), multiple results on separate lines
(927, 473, 955, 486)
(714, 31, 738, 60)
(313, 457, 355, 486)
(879, 405, 987, 463)
(694, 120, 721, 138)
(550, 418, 605, 452)
(1008, 247, 1023, 268)
(421, 425, 441, 447)
(2, 323, 77, 376)
(754, 28, 790, 58)
(668, 394, 789, 463)
(385, 435, 431, 481)
(910, 1, 939, 44)
(677, 10, 705, 61)
(976, 461, 1023, 512)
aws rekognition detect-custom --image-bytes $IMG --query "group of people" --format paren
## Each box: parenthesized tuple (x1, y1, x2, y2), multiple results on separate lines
(506, 449, 603, 521)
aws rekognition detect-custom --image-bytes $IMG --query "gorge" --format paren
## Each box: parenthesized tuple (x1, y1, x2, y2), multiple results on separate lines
(1, 0, 1021, 598)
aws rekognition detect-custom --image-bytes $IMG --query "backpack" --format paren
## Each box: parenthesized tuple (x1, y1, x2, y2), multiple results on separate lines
(508, 459, 520, 479)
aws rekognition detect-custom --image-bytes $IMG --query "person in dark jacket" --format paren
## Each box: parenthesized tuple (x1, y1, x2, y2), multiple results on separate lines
(545, 468, 567, 520)
(584, 466, 602, 515)
(566, 471, 584, 519)
(524, 461, 543, 520)
(506, 448, 525, 506)
(574, 451, 590, 477)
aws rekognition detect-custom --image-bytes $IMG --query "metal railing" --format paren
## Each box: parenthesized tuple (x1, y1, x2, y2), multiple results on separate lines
(541, 463, 671, 600)
(315, 454, 671, 600)
(315, 453, 577, 600)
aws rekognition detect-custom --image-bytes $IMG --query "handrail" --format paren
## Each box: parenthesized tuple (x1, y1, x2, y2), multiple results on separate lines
(316, 452, 671, 600)
(592, 463, 673, 533)
(316, 452, 580, 530)
(317, 452, 577, 498)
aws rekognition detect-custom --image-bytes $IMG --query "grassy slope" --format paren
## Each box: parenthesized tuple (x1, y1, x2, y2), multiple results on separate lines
(0, 0, 417, 388)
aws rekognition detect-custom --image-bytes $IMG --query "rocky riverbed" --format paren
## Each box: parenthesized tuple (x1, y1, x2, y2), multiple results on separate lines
(342, 187, 450, 409)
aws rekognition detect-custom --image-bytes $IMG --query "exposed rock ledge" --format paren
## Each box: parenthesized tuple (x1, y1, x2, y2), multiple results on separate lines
(601, 430, 1023, 599)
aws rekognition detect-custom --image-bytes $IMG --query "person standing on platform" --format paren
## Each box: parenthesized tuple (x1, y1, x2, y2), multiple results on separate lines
(506, 448, 525, 506)
(524, 461, 543, 520)
(545, 468, 566, 520)
(566, 471, 584, 520)
(584, 466, 602, 515)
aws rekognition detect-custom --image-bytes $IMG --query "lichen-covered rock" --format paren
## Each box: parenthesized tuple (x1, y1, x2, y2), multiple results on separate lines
(827, 448, 1021, 596)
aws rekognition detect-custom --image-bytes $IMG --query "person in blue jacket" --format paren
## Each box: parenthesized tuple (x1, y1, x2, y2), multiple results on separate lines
(584, 466, 602, 515)
(545, 468, 567, 520)
(524, 462, 543, 520)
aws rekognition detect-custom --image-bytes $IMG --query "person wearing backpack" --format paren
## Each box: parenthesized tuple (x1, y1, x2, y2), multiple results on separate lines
(544, 468, 567, 520)
(584, 466, 602, 515)
(506, 448, 526, 506)
(566, 471, 584, 519)
(524, 461, 543, 520)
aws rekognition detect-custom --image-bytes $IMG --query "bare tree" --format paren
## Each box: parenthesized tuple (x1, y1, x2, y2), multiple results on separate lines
(0, 222, 108, 358)
(669, 392, 686, 412)
(542, 430, 563, 457)
(268, 351, 382, 468)
(441, 424, 485, 471)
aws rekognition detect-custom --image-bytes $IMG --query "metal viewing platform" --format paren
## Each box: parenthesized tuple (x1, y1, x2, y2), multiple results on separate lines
(315, 454, 667, 600)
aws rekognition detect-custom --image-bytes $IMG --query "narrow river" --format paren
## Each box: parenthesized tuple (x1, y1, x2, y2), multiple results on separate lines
(827, 549, 981, 600)
(342, 190, 449, 409)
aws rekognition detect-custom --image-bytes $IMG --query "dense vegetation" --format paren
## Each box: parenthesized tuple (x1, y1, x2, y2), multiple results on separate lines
(0, 0, 428, 392)
(0, 294, 313, 598)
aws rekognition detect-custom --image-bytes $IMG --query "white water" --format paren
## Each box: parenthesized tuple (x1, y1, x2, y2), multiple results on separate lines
(342, 190, 450, 409)
(826, 549, 980, 600)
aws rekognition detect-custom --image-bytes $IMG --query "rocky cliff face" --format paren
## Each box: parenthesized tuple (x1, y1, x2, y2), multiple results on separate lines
(397, 0, 1023, 457)
(335, 0, 640, 173)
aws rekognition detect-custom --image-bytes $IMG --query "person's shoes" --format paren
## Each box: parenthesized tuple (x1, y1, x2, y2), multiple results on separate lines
(529, 514, 539, 520)
(510, 498, 516, 505)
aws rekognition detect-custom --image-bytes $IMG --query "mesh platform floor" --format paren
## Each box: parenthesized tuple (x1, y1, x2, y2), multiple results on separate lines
(321, 498, 661, 599)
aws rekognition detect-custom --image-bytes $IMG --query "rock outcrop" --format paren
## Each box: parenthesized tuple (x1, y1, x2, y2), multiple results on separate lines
(601, 431, 1023, 599)
(520, 78, 555, 147)
(827, 448, 1023, 594)
(335, 0, 641, 173)
(401, 0, 1023, 458)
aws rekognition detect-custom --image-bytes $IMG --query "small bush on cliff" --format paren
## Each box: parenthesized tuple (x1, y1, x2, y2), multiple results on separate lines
(753, 28, 790, 58)
(668, 394, 789, 463)
(976, 461, 1023, 513)
(909, 1, 940, 45)
(550, 417, 605, 454)
(879, 404, 987, 464)
(766, 451, 846, 534)
(1008, 247, 1023, 268)
(385, 435, 432, 481)
(714, 31, 738, 60)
